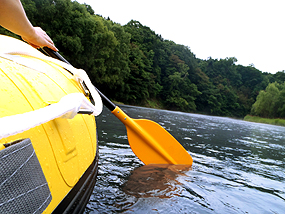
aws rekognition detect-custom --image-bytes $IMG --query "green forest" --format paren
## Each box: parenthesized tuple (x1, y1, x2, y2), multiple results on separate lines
(1, 0, 285, 119)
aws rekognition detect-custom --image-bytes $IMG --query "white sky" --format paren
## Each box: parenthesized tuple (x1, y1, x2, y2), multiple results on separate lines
(76, 0, 284, 74)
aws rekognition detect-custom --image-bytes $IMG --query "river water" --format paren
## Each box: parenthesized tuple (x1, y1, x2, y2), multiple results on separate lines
(84, 105, 285, 213)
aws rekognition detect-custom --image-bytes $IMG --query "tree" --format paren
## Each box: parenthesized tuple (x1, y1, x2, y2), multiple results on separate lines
(277, 84, 285, 118)
(124, 43, 160, 104)
(251, 82, 280, 118)
(163, 55, 201, 111)
(2, 0, 281, 118)
(274, 71, 285, 84)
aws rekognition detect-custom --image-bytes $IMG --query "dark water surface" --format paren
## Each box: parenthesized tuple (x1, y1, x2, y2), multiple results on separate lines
(84, 105, 285, 213)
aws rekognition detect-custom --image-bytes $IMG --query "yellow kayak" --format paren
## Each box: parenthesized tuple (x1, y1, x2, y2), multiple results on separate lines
(0, 35, 101, 213)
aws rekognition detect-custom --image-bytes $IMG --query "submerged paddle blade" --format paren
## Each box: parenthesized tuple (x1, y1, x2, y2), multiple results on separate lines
(112, 107, 193, 165)
(127, 119, 193, 165)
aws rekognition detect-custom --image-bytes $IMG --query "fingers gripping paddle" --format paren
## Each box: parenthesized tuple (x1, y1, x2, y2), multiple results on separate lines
(42, 47, 193, 165)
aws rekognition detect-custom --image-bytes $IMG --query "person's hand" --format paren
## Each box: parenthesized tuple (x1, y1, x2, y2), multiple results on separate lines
(21, 27, 58, 51)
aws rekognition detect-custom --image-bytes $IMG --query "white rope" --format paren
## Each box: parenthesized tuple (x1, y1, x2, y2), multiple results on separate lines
(0, 93, 96, 139)
(0, 35, 103, 139)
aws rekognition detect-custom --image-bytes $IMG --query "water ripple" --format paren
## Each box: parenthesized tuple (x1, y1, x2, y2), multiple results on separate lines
(85, 106, 285, 214)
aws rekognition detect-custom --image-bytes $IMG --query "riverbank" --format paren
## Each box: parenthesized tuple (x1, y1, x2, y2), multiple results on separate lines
(244, 115, 285, 127)
(114, 100, 285, 127)
(114, 99, 164, 110)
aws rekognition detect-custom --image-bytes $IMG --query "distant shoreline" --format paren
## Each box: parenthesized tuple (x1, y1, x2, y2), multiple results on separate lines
(114, 101, 285, 127)
(244, 115, 285, 127)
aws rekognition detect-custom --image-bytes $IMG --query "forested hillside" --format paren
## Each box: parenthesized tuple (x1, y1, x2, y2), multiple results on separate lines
(1, 0, 284, 118)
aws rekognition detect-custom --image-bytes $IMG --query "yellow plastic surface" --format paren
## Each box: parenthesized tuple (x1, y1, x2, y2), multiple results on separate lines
(112, 106, 193, 165)
(0, 35, 98, 213)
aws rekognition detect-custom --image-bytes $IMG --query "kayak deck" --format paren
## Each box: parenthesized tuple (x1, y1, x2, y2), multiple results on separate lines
(0, 35, 99, 213)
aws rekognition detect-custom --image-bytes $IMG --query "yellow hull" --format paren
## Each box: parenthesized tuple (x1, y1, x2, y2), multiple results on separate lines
(0, 35, 98, 213)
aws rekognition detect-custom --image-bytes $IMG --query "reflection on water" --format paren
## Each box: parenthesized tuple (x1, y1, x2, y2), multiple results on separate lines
(85, 105, 285, 214)
(123, 164, 191, 199)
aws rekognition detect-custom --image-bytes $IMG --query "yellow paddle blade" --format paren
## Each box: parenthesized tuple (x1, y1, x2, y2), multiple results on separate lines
(112, 107, 193, 165)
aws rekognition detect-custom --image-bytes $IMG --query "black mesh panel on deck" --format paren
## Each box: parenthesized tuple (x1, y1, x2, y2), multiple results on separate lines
(0, 138, 52, 213)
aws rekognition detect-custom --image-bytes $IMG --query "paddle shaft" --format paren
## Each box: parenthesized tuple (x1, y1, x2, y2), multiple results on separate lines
(42, 48, 177, 164)
(42, 47, 116, 111)
(42, 47, 193, 165)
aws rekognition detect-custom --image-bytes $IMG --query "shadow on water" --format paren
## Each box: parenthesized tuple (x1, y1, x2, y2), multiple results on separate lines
(85, 105, 285, 214)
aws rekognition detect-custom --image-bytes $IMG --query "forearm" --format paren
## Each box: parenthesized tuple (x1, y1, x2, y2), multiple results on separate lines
(0, 0, 35, 39)
(0, 0, 57, 51)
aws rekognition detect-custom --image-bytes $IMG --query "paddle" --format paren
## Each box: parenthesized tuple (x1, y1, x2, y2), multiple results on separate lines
(42, 47, 193, 165)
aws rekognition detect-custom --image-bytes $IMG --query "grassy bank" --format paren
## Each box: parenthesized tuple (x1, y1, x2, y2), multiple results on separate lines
(144, 99, 164, 109)
(244, 115, 285, 127)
